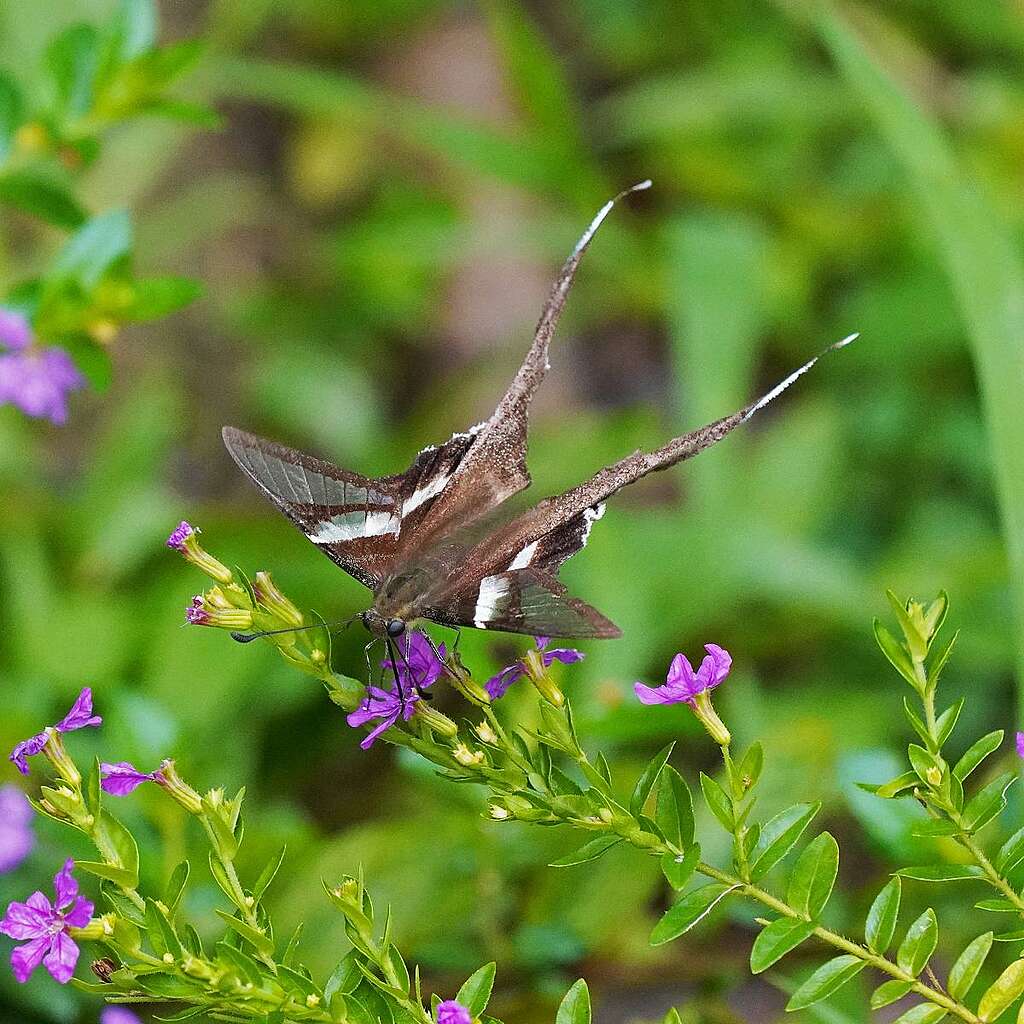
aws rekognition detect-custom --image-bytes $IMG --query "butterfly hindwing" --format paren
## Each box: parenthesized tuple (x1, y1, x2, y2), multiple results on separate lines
(428, 567, 621, 639)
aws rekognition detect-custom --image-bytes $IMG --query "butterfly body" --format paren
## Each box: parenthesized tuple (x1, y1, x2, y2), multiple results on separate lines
(223, 182, 856, 640)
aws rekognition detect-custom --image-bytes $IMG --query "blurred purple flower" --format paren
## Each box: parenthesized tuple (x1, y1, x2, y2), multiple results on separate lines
(347, 631, 445, 749)
(634, 644, 732, 706)
(0, 346, 84, 425)
(437, 1001, 472, 1024)
(485, 636, 583, 699)
(0, 859, 93, 983)
(166, 521, 195, 551)
(0, 787, 34, 874)
(9, 689, 103, 775)
(1016, 732, 1024, 759)
(100, 762, 159, 796)
(0, 308, 31, 350)
(101, 1008, 142, 1024)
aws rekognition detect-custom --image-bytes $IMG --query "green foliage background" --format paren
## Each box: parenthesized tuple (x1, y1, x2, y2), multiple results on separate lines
(1, 1, 1022, 1022)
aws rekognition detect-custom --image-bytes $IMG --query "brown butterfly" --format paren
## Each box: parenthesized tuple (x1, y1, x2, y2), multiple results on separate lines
(224, 182, 856, 642)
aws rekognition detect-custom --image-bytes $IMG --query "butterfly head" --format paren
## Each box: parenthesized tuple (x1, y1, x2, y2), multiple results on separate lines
(360, 608, 406, 639)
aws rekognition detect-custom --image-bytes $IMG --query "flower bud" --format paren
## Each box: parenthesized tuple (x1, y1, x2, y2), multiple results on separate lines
(41, 730, 81, 787)
(445, 658, 492, 706)
(186, 593, 253, 630)
(155, 759, 204, 815)
(166, 522, 234, 585)
(488, 803, 511, 820)
(475, 721, 498, 745)
(452, 743, 485, 767)
(523, 649, 564, 707)
(253, 571, 304, 628)
(413, 703, 459, 739)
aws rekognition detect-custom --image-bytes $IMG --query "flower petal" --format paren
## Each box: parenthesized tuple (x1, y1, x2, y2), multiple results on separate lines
(55, 688, 102, 733)
(52, 859, 78, 910)
(100, 762, 158, 796)
(62, 896, 94, 929)
(10, 936, 50, 983)
(485, 664, 525, 700)
(102, 1007, 144, 1024)
(634, 682, 680, 705)
(542, 647, 584, 667)
(1017, 731, 1024, 760)
(9, 732, 49, 775)
(359, 711, 401, 749)
(699, 643, 732, 689)
(665, 653, 699, 698)
(437, 1000, 472, 1024)
(43, 930, 79, 984)
(0, 896, 51, 940)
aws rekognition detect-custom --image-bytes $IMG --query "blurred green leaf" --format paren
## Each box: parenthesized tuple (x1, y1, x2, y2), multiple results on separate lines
(0, 169, 86, 228)
(555, 980, 591, 1024)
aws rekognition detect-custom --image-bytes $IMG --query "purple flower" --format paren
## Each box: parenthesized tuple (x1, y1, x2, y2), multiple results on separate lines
(437, 1001, 472, 1024)
(166, 521, 195, 551)
(347, 631, 445, 749)
(1016, 732, 1024, 759)
(485, 636, 583, 699)
(0, 346, 84, 425)
(634, 644, 732, 706)
(9, 689, 103, 775)
(185, 594, 208, 625)
(0, 308, 31, 350)
(101, 1008, 142, 1024)
(100, 762, 160, 796)
(0, 859, 93, 984)
(0, 787, 34, 874)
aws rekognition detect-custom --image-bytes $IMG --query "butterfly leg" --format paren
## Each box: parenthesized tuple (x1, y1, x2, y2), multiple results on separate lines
(384, 634, 408, 703)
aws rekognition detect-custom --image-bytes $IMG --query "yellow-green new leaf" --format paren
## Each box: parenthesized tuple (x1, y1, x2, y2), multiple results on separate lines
(979, 958, 1024, 1022)
(948, 932, 993, 1001)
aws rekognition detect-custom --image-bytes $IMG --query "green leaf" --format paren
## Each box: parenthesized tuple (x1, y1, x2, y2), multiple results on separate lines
(0, 171, 86, 229)
(865, 877, 901, 954)
(993, 931, 1024, 943)
(871, 771, 921, 799)
(904, 700, 931, 747)
(891, 1006, 948, 1024)
(145, 898, 182, 958)
(896, 909, 938, 977)
(216, 941, 263, 988)
(874, 619, 918, 686)
(110, 0, 159, 61)
(927, 629, 960, 689)
(215, 909, 273, 957)
(164, 860, 190, 913)
(748, 802, 820, 881)
(886, 589, 927, 662)
(908, 744, 940, 784)
(253, 844, 287, 900)
(785, 955, 867, 1011)
(630, 742, 675, 816)
(123, 276, 202, 321)
(954, 731, 1005, 781)
(77, 859, 137, 889)
(555, 979, 591, 1024)
(655, 765, 694, 851)
(549, 835, 622, 868)
(699, 772, 733, 830)
(897, 865, 984, 882)
(910, 821, 959, 838)
(787, 832, 839, 920)
(935, 698, 964, 748)
(47, 23, 100, 118)
(996, 827, 1024, 875)
(977, 900, 1020, 914)
(750, 917, 816, 974)
(661, 843, 700, 891)
(737, 742, 764, 792)
(978, 958, 1024, 1022)
(456, 962, 495, 1017)
(963, 772, 1016, 831)
(870, 980, 913, 1009)
(53, 210, 132, 289)
(650, 883, 740, 946)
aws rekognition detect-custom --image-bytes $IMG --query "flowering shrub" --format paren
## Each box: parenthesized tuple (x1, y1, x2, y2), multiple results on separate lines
(3, 522, 1023, 1024)
(0, 0, 210, 423)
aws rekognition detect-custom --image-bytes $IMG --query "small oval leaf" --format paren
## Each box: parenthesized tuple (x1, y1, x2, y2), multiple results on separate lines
(787, 832, 839, 920)
(948, 932, 993, 1000)
(785, 955, 866, 1011)
(870, 980, 913, 1009)
(749, 802, 820, 881)
(865, 877, 901, 954)
(897, 909, 938, 978)
(650, 883, 740, 946)
(456, 962, 496, 1017)
(556, 979, 591, 1024)
(750, 917, 816, 974)
(978, 957, 1024, 1022)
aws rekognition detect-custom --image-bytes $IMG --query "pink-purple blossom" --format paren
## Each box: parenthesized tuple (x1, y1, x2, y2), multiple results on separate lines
(0, 859, 93, 984)
(185, 594, 208, 624)
(100, 762, 160, 796)
(437, 1001, 472, 1024)
(634, 644, 732, 706)
(0, 308, 31, 350)
(0, 334, 85, 425)
(485, 636, 583, 699)
(1016, 732, 1024, 759)
(101, 1008, 142, 1024)
(347, 631, 445, 749)
(0, 787, 34, 874)
(9, 689, 103, 775)
(166, 521, 195, 551)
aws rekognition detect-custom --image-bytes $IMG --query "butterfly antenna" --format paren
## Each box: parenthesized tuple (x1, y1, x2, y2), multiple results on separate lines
(570, 179, 652, 258)
(741, 333, 859, 423)
(231, 613, 361, 644)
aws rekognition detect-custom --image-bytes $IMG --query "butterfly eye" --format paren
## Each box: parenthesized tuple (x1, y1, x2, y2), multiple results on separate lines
(386, 618, 406, 638)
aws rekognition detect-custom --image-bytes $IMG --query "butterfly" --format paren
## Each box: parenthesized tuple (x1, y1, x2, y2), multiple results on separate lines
(223, 181, 856, 644)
